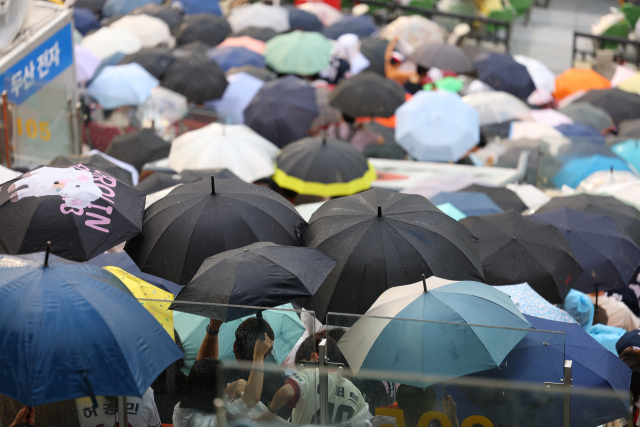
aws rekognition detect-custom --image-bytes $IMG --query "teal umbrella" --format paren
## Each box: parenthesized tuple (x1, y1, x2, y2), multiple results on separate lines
(174, 304, 305, 374)
(264, 30, 333, 76)
(436, 202, 466, 221)
(612, 139, 640, 173)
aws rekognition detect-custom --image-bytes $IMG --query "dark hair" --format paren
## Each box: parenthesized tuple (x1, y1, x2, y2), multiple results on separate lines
(295, 332, 348, 367)
(620, 348, 640, 402)
(396, 385, 437, 427)
(180, 359, 221, 413)
(234, 317, 275, 361)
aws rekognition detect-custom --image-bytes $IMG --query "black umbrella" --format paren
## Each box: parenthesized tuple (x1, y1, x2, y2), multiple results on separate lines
(170, 242, 337, 321)
(531, 208, 640, 293)
(321, 15, 376, 39)
(180, 168, 238, 181)
(161, 57, 228, 103)
(288, 7, 323, 31)
(412, 44, 474, 74)
(175, 13, 231, 47)
(232, 26, 277, 42)
(226, 65, 276, 82)
(124, 177, 308, 285)
(575, 88, 640, 126)
(131, 4, 184, 33)
(244, 76, 319, 148)
(301, 189, 484, 320)
(171, 40, 211, 60)
(49, 154, 133, 186)
(618, 118, 640, 138)
(329, 72, 406, 119)
(460, 211, 583, 303)
(105, 129, 171, 172)
(119, 48, 175, 79)
(534, 194, 640, 246)
(135, 169, 237, 194)
(359, 37, 388, 76)
(0, 164, 145, 261)
(558, 102, 614, 133)
(473, 52, 536, 101)
(460, 184, 528, 213)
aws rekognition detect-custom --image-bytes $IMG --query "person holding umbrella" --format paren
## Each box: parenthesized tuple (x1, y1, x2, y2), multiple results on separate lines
(384, 37, 418, 87)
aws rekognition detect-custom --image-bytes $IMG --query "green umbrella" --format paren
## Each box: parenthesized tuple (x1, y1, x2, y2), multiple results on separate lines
(423, 76, 464, 93)
(264, 30, 333, 76)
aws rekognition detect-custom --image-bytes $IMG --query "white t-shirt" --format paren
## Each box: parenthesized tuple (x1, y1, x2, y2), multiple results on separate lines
(76, 387, 161, 427)
(286, 369, 370, 425)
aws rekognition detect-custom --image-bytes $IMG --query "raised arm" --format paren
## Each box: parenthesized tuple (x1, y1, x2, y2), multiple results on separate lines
(197, 319, 223, 361)
(384, 37, 418, 86)
(242, 333, 274, 407)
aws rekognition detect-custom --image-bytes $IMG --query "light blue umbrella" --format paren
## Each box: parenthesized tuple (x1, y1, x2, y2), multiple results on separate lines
(337, 277, 532, 385)
(173, 304, 305, 375)
(395, 90, 479, 162)
(436, 202, 466, 221)
(495, 283, 576, 323)
(612, 139, 640, 173)
(102, 0, 162, 17)
(87, 63, 158, 109)
(205, 71, 264, 124)
(431, 191, 502, 217)
(552, 154, 633, 188)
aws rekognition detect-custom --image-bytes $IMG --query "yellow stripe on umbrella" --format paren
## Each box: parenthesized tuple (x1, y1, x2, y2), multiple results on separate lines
(103, 266, 175, 340)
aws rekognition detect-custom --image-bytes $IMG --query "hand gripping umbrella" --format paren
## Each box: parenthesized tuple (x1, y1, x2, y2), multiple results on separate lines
(461, 211, 583, 303)
(329, 71, 406, 119)
(301, 189, 484, 320)
(0, 164, 145, 261)
(125, 177, 308, 285)
(170, 242, 337, 321)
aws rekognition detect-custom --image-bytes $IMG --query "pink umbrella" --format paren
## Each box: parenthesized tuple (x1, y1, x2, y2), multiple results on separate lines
(529, 109, 573, 127)
(217, 36, 266, 55)
(74, 44, 101, 83)
(400, 174, 495, 199)
(297, 2, 342, 26)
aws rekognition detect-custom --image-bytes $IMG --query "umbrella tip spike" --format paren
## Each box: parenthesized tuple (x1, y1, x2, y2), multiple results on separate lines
(211, 176, 215, 195)
(378, 205, 382, 217)
(611, 166, 613, 175)
(44, 241, 51, 267)
(422, 274, 427, 293)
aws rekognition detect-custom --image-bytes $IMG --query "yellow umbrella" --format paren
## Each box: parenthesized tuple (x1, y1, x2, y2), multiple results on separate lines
(103, 266, 175, 340)
(618, 72, 640, 94)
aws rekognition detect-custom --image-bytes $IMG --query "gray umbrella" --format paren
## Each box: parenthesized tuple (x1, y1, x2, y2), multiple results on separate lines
(559, 103, 614, 133)
(359, 37, 388, 76)
(412, 44, 474, 74)
(618, 118, 640, 139)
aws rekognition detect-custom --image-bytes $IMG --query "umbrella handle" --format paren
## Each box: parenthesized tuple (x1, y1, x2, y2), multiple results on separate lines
(44, 241, 51, 267)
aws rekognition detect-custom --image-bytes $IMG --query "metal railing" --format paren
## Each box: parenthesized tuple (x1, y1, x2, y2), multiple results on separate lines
(573, 31, 640, 68)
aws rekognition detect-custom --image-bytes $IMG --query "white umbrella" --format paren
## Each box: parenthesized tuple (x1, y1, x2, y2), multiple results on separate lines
(205, 72, 264, 125)
(576, 170, 639, 193)
(462, 91, 531, 126)
(297, 3, 342, 26)
(508, 121, 563, 141)
(513, 55, 555, 94)
(81, 27, 143, 60)
(589, 181, 640, 211)
(379, 15, 447, 56)
(611, 64, 637, 87)
(228, 3, 290, 33)
(505, 183, 550, 211)
(168, 123, 279, 183)
(109, 14, 172, 49)
(85, 149, 139, 186)
(137, 86, 188, 128)
(0, 165, 20, 184)
(529, 109, 573, 128)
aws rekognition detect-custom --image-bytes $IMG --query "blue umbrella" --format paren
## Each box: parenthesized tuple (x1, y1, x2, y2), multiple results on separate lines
(322, 15, 377, 40)
(87, 63, 158, 109)
(205, 71, 264, 124)
(555, 122, 603, 138)
(288, 7, 323, 31)
(436, 202, 466, 221)
(0, 252, 183, 406)
(87, 51, 127, 85)
(612, 139, 640, 173)
(616, 327, 640, 354)
(337, 277, 532, 385)
(474, 53, 536, 101)
(173, 0, 222, 15)
(496, 283, 576, 323)
(430, 191, 502, 217)
(552, 154, 632, 188)
(457, 314, 631, 427)
(532, 208, 640, 293)
(207, 46, 265, 72)
(102, 0, 162, 17)
(74, 8, 101, 36)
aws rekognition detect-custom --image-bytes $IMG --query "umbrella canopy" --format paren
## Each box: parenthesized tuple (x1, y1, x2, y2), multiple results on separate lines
(265, 30, 333, 76)
(87, 63, 158, 109)
(395, 90, 479, 162)
(553, 68, 611, 100)
(109, 14, 171, 48)
(531, 208, 640, 293)
(74, 7, 101, 36)
(508, 121, 563, 140)
(617, 327, 640, 354)
(462, 91, 531, 126)
(88, 52, 127, 85)
(436, 202, 466, 221)
(529, 108, 573, 128)
(138, 170, 236, 196)
(131, 4, 184, 32)
(321, 15, 376, 39)
(496, 284, 576, 323)
(81, 27, 143, 60)
(379, 15, 446, 55)
(506, 183, 550, 211)
(218, 35, 266, 54)
(173, 0, 222, 15)
(50, 154, 134, 186)
(288, 7, 323, 31)
(411, 44, 473, 74)
(171, 242, 336, 321)
(228, 3, 290, 33)
(559, 102, 614, 133)
(175, 14, 232, 47)
(337, 278, 532, 383)
(233, 26, 278, 42)
(329, 71, 405, 119)
(206, 71, 264, 124)
(359, 37, 388, 76)
(459, 184, 527, 212)
(227, 65, 276, 81)
(138, 86, 188, 126)
(576, 169, 639, 192)
(298, 2, 342, 26)
(0, 165, 145, 261)
(474, 53, 536, 101)
(301, 189, 484, 319)
(513, 55, 556, 94)
(552, 154, 632, 188)
(575, 88, 640, 126)
(0, 166, 21, 185)
(244, 76, 319, 148)
(105, 129, 171, 172)
(0, 252, 182, 406)
(619, 73, 640, 94)
(119, 47, 175, 79)
(400, 174, 494, 199)
(555, 122, 603, 138)
(167, 123, 278, 182)
(430, 191, 503, 217)
(125, 177, 307, 285)
(102, 0, 162, 16)
(458, 314, 631, 427)
(171, 40, 211, 60)
(74, 45, 101, 83)
(613, 139, 640, 172)
(161, 57, 228, 103)
(618, 118, 640, 138)
(460, 211, 583, 303)
(207, 46, 265, 72)
(76, 0, 105, 13)
(273, 137, 376, 197)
